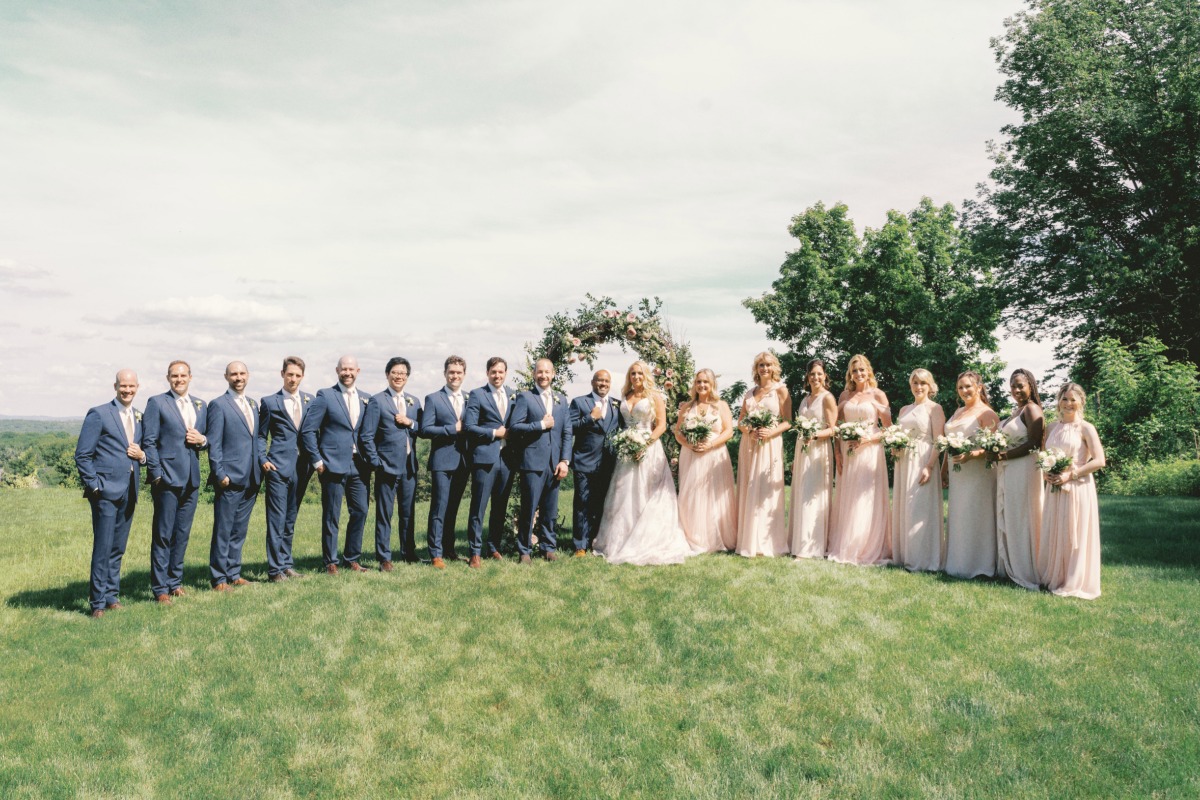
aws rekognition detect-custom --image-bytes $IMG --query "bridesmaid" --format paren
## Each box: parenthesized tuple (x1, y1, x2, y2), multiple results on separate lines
(789, 358, 837, 559)
(943, 370, 1000, 579)
(1037, 382, 1106, 599)
(674, 369, 738, 553)
(735, 352, 791, 557)
(890, 368, 946, 572)
(827, 354, 892, 566)
(991, 369, 1044, 590)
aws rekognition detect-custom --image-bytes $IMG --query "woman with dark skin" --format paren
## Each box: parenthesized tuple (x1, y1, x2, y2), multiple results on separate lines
(991, 369, 1045, 590)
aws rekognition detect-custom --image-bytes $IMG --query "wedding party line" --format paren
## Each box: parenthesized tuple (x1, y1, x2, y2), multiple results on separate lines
(74, 348, 1106, 619)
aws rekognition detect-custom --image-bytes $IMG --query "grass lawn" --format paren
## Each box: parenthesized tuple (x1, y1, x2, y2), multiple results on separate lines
(1, 488, 1198, 799)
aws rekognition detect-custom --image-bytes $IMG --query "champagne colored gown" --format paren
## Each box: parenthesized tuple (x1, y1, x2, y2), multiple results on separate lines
(594, 397, 693, 566)
(890, 400, 944, 572)
(1037, 421, 1102, 599)
(677, 404, 737, 553)
(995, 412, 1042, 590)
(827, 396, 891, 565)
(788, 391, 833, 559)
(735, 384, 788, 557)
(944, 413, 997, 579)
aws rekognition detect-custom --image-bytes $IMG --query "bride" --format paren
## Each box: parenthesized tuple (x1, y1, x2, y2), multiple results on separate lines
(593, 362, 694, 565)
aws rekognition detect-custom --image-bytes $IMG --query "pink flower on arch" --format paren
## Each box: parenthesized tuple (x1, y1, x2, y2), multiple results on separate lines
(571, 337, 581, 347)
(625, 326, 637, 339)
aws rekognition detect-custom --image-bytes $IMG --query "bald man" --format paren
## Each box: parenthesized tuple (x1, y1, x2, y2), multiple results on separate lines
(75, 369, 146, 618)
(569, 369, 623, 554)
(300, 355, 372, 573)
(206, 361, 265, 590)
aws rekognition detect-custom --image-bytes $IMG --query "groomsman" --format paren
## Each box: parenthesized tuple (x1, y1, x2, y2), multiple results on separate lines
(206, 361, 264, 590)
(462, 357, 519, 567)
(258, 356, 314, 581)
(509, 358, 573, 563)
(420, 355, 471, 569)
(74, 369, 145, 617)
(300, 355, 371, 574)
(359, 356, 423, 570)
(143, 360, 208, 603)
(569, 369, 623, 555)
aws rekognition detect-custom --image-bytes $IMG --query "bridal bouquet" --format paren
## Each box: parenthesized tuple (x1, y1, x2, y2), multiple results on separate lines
(610, 428, 652, 462)
(743, 408, 778, 445)
(881, 425, 914, 459)
(680, 417, 716, 447)
(834, 420, 871, 455)
(794, 416, 824, 453)
(973, 429, 1009, 469)
(1036, 447, 1074, 493)
(936, 431, 974, 471)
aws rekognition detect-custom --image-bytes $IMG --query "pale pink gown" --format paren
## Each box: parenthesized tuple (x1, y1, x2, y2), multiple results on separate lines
(788, 391, 832, 558)
(890, 400, 944, 572)
(677, 404, 737, 553)
(944, 413, 997, 579)
(1037, 421, 1102, 599)
(827, 396, 891, 565)
(995, 413, 1042, 590)
(735, 384, 788, 557)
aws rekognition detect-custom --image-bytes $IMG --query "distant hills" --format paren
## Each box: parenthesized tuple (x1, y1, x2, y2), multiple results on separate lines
(0, 417, 83, 434)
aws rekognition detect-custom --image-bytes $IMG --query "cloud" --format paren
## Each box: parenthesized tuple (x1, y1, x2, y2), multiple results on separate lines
(102, 294, 326, 344)
(0, 258, 69, 297)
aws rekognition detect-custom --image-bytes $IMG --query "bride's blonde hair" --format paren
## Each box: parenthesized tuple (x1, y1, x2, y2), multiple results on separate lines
(622, 361, 660, 398)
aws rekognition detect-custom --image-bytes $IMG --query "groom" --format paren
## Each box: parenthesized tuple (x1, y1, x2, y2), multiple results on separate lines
(569, 369, 622, 555)
(509, 358, 572, 563)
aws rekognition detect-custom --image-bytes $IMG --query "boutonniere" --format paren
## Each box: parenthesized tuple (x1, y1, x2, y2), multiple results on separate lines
(303, 395, 311, 404)
(134, 411, 143, 422)
(193, 399, 203, 409)
(406, 396, 415, 407)
(248, 399, 257, 410)
(555, 395, 563, 406)
(363, 397, 370, 405)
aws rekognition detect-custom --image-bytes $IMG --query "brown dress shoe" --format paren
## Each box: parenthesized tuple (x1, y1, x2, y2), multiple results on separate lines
(105, 601, 124, 610)
(283, 569, 301, 579)
(489, 552, 503, 561)
(213, 582, 230, 592)
(155, 594, 173, 605)
(230, 578, 250, 586)
(269, 574, 286, 583)
(544, 551, 558, 562)
(379, 560, 394, 572)
(346, 561, 367, 572)
(519, 554, 532, 565)
(573, 549, 587, 558)
(468, 555, 482, 568)
(431, 557, 446, 569)
(90, 609, 105, 619)
(170, 587, 187, 597)
(325, 564, 339, 575)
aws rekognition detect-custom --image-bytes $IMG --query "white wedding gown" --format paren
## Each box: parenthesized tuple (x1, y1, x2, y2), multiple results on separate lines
(593, 397, 693, 565)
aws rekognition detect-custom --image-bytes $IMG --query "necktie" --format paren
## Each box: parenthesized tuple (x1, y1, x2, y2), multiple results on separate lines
(346, 390, 359, 428)
(496, 390, 507, 419)
(123, 408, 135, 444)
(394, 392, 403, 413)
(451, 392, 462, 419)
(289, 395, 301, 428)
(597, 396, 607, 419)
(542, 391, 552, 414)
(239, 396, 254, 432)
(179, 396, 195, 428)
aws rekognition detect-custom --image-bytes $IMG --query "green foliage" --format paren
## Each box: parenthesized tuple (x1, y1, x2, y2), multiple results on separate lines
(744, 199, 1002, 408)
(1086, 336, 1200, 476)
(1103, 458, 1200, 497)
(0, 432, 80, 490)
(967, 0, 1200, 372)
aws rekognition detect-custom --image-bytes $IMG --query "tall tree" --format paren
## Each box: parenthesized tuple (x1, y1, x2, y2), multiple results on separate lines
(967, 0, 1200, 373)
(745, 199, 1001, 407)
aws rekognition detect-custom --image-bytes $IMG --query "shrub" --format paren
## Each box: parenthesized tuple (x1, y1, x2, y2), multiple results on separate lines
(1102, 459, 1200, 497)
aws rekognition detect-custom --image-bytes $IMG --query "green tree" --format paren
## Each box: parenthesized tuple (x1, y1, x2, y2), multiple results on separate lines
(967, 0, 1200, 373)
(744, 199, 1002, 407)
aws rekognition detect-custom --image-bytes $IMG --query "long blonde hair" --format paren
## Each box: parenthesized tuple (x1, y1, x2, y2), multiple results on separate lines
(622, 361, 659, 398)
(1055, 382, 1087, 417)
(751, 351, 782, 387)
(687, 368, 719, 403)
(844, 354, 877, 392)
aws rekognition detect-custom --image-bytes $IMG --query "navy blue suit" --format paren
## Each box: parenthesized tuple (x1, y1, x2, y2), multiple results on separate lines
(206, 390, 265, 585)
(419, 388, 472, 559)
(569, 393, 623, 551)
(509, 388, 573, 556)
(74, 399, 143, 610)
(359, 389, 422, 563)
(258, 389, 315, 576)
(300, 385, 372, 566)
(463, 384, 520, 557)
(143, 391, 207, 597)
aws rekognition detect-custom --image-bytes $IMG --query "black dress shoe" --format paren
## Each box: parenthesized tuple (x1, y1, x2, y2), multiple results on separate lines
(269, 574, 286, 583)
(283, 569, 301, 578)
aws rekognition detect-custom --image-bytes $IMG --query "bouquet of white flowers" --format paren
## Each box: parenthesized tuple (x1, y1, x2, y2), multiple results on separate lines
(794, 416, 824, 453)
(881, 425, 914, 459)
(681, 417, 715, 447)
(936, 431, 974, 472)
(1036, 447, 1074, 493)
(743, 407, 778, 445)
(973, 429, 1010, 469)
(610, 428, 652, 462)
(835, 420, 872, 455)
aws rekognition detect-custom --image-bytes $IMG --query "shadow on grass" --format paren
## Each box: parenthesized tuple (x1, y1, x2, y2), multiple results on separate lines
(1098, 495, 1200, 575)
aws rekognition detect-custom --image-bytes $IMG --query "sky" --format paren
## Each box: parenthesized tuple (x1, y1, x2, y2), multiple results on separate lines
(0, 0, 1052, 417)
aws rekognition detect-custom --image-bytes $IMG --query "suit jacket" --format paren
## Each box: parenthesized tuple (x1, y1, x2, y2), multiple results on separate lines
(359, 389, 422, 478)
(257, 389, 315, 480)
(207, 389, 265, 488)
(419, 388, 470, 472)
(300, 384, 371, 476)
(570, 393, 624, 473)
(463, 384, 519, 466)
(143, 391, 208, 489)
(509, 388, 573, 472)
(74, 399, 143, 501)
